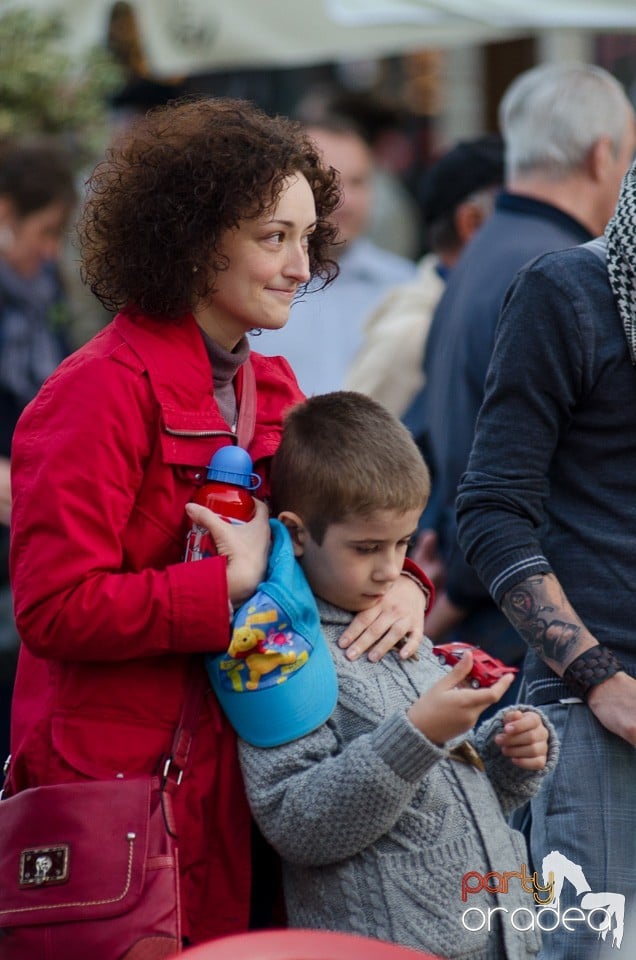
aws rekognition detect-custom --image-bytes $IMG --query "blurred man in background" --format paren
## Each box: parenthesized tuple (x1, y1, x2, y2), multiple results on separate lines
(346, 134, 504, 418)
(253, 115, 417, 395)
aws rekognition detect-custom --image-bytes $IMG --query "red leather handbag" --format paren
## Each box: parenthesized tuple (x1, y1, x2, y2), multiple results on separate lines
(0, 776, 180, 959)
(0, 669, 207, 960)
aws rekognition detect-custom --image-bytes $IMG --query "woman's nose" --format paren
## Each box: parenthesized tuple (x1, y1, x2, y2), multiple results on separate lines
(284, 243, 310, 282)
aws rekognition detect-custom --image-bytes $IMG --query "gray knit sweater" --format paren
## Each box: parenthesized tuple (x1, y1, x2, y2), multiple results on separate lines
(239, 600, 559, 960)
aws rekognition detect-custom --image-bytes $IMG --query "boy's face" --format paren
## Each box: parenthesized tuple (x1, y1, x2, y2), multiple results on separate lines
(282, 508, 422, 612)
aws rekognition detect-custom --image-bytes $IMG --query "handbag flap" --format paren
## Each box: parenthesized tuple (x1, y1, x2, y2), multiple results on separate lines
(0, 778, 155, 926)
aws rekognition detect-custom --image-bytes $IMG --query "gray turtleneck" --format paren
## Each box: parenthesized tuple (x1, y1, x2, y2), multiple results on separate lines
(199, 328, 250, 429)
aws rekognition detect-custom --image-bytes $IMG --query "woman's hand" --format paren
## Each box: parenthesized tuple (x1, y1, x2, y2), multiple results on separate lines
(184, 499, 271, 606)
(338, 571, 426, 662)
(407, 651, 515, 745)
(494, 708, 549, 770)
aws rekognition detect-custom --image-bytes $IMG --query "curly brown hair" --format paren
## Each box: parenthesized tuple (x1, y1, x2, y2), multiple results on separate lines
(78, 97, 342, 318)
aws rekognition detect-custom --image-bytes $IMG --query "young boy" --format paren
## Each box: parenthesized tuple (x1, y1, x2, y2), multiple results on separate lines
(215, 392, 558, 960)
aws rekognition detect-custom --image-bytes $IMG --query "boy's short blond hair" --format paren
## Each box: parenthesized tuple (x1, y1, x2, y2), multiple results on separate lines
(270, 391, 430, 543)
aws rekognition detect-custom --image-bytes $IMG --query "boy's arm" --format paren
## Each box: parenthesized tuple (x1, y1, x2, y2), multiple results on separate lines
(473, 706, 559, 817)
(238, 710, 445, 868)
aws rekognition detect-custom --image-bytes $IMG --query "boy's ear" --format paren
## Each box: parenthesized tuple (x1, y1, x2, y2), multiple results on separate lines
(278, 511, 307, 557)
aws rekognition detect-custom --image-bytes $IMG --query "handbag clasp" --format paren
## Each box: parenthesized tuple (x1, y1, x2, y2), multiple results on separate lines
(19, 845, 70, 887)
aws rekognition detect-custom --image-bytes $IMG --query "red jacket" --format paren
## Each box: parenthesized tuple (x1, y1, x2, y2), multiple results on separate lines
(8, 310, 303, 942)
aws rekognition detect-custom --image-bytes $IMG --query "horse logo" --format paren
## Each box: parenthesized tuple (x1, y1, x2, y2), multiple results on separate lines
(542, 850, 624, 949)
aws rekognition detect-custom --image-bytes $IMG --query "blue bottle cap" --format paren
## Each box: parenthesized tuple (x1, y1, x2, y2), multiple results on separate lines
(206, 446, 261, 490)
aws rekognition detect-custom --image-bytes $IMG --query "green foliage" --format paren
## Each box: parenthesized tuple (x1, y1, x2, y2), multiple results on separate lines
(0, 8, 124, 166)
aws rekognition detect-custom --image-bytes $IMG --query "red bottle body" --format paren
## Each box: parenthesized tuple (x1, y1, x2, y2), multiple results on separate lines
(184, 480, 256, 561)
(184, 445, 259, 561)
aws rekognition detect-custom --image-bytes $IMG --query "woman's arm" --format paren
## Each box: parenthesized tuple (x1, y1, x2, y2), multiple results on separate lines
(337, 558, 434, 661)
(10, 357, 238, 662)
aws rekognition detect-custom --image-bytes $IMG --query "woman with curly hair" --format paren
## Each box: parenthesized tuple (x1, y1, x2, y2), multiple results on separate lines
(4, 98, 431, 950)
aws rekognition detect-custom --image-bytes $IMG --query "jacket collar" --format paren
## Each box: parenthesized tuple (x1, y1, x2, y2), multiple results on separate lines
(114, 310, 234, 435)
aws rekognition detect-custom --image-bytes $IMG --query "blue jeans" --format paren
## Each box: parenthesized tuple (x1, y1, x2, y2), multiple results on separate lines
(529, 701, 636, 959)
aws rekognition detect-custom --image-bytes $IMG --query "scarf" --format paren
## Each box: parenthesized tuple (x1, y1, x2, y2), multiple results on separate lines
(605, 160, 636, 365)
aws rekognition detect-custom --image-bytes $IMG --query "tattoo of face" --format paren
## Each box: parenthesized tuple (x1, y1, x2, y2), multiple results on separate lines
(503, 579, 580, 665)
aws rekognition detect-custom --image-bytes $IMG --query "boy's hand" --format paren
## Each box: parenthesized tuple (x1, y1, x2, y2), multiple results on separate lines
(494, 709, 549, 770)
(408, 651, 515, 745)
(184, 499, 271, 605)
(338, 572, 425, 662)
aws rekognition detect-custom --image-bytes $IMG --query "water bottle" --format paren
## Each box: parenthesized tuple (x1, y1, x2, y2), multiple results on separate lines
(184, 446, 260, 561)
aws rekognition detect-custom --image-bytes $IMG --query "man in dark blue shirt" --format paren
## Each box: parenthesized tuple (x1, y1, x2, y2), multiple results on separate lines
(405, 64, 635, 698)
(457, 164, 636, 958)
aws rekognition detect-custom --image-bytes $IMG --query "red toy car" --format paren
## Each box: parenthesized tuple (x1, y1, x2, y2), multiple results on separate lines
(431, 642, 519, 689)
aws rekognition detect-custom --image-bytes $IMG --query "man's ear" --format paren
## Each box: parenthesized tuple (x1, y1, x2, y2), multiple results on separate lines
(454, 198, 487, 244)
(278, 511, 307, 557)
(586, 135, 612, 183)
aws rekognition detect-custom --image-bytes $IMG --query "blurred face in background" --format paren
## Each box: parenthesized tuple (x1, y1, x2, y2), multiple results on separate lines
(0, 199, 71, 279)
(306, 126, 373, 250)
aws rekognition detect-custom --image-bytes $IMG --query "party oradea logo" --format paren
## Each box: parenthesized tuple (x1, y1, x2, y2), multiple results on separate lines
(461, 850, 624, 949)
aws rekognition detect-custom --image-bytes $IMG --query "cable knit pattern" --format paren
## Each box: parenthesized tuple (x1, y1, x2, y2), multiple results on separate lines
(239, 601, 559, 960)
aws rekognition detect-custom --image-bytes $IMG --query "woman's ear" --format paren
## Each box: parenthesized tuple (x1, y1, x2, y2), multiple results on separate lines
(278, 511, 307, 557)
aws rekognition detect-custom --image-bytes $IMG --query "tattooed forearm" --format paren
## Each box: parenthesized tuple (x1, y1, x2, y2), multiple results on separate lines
(501, 574, 587, 668)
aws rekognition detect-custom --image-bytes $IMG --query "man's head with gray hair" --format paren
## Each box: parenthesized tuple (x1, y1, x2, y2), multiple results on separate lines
(499, 62, 633, 182)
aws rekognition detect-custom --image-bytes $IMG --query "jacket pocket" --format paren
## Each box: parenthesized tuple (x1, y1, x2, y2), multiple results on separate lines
(51, 714, 173, 780)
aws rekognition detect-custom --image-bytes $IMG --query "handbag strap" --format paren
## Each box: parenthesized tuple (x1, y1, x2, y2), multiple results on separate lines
(163, 360, 257, 790)
(235, 356, 257, 450)
(161, 659, 209, 795)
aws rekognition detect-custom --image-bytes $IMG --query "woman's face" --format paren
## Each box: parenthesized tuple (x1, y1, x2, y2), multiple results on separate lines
(195, 173, 316, 350)
(0, 200, 70, 279)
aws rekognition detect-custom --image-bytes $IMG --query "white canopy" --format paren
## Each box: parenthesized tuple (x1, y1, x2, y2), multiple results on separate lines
(9, 0, 636, 77)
